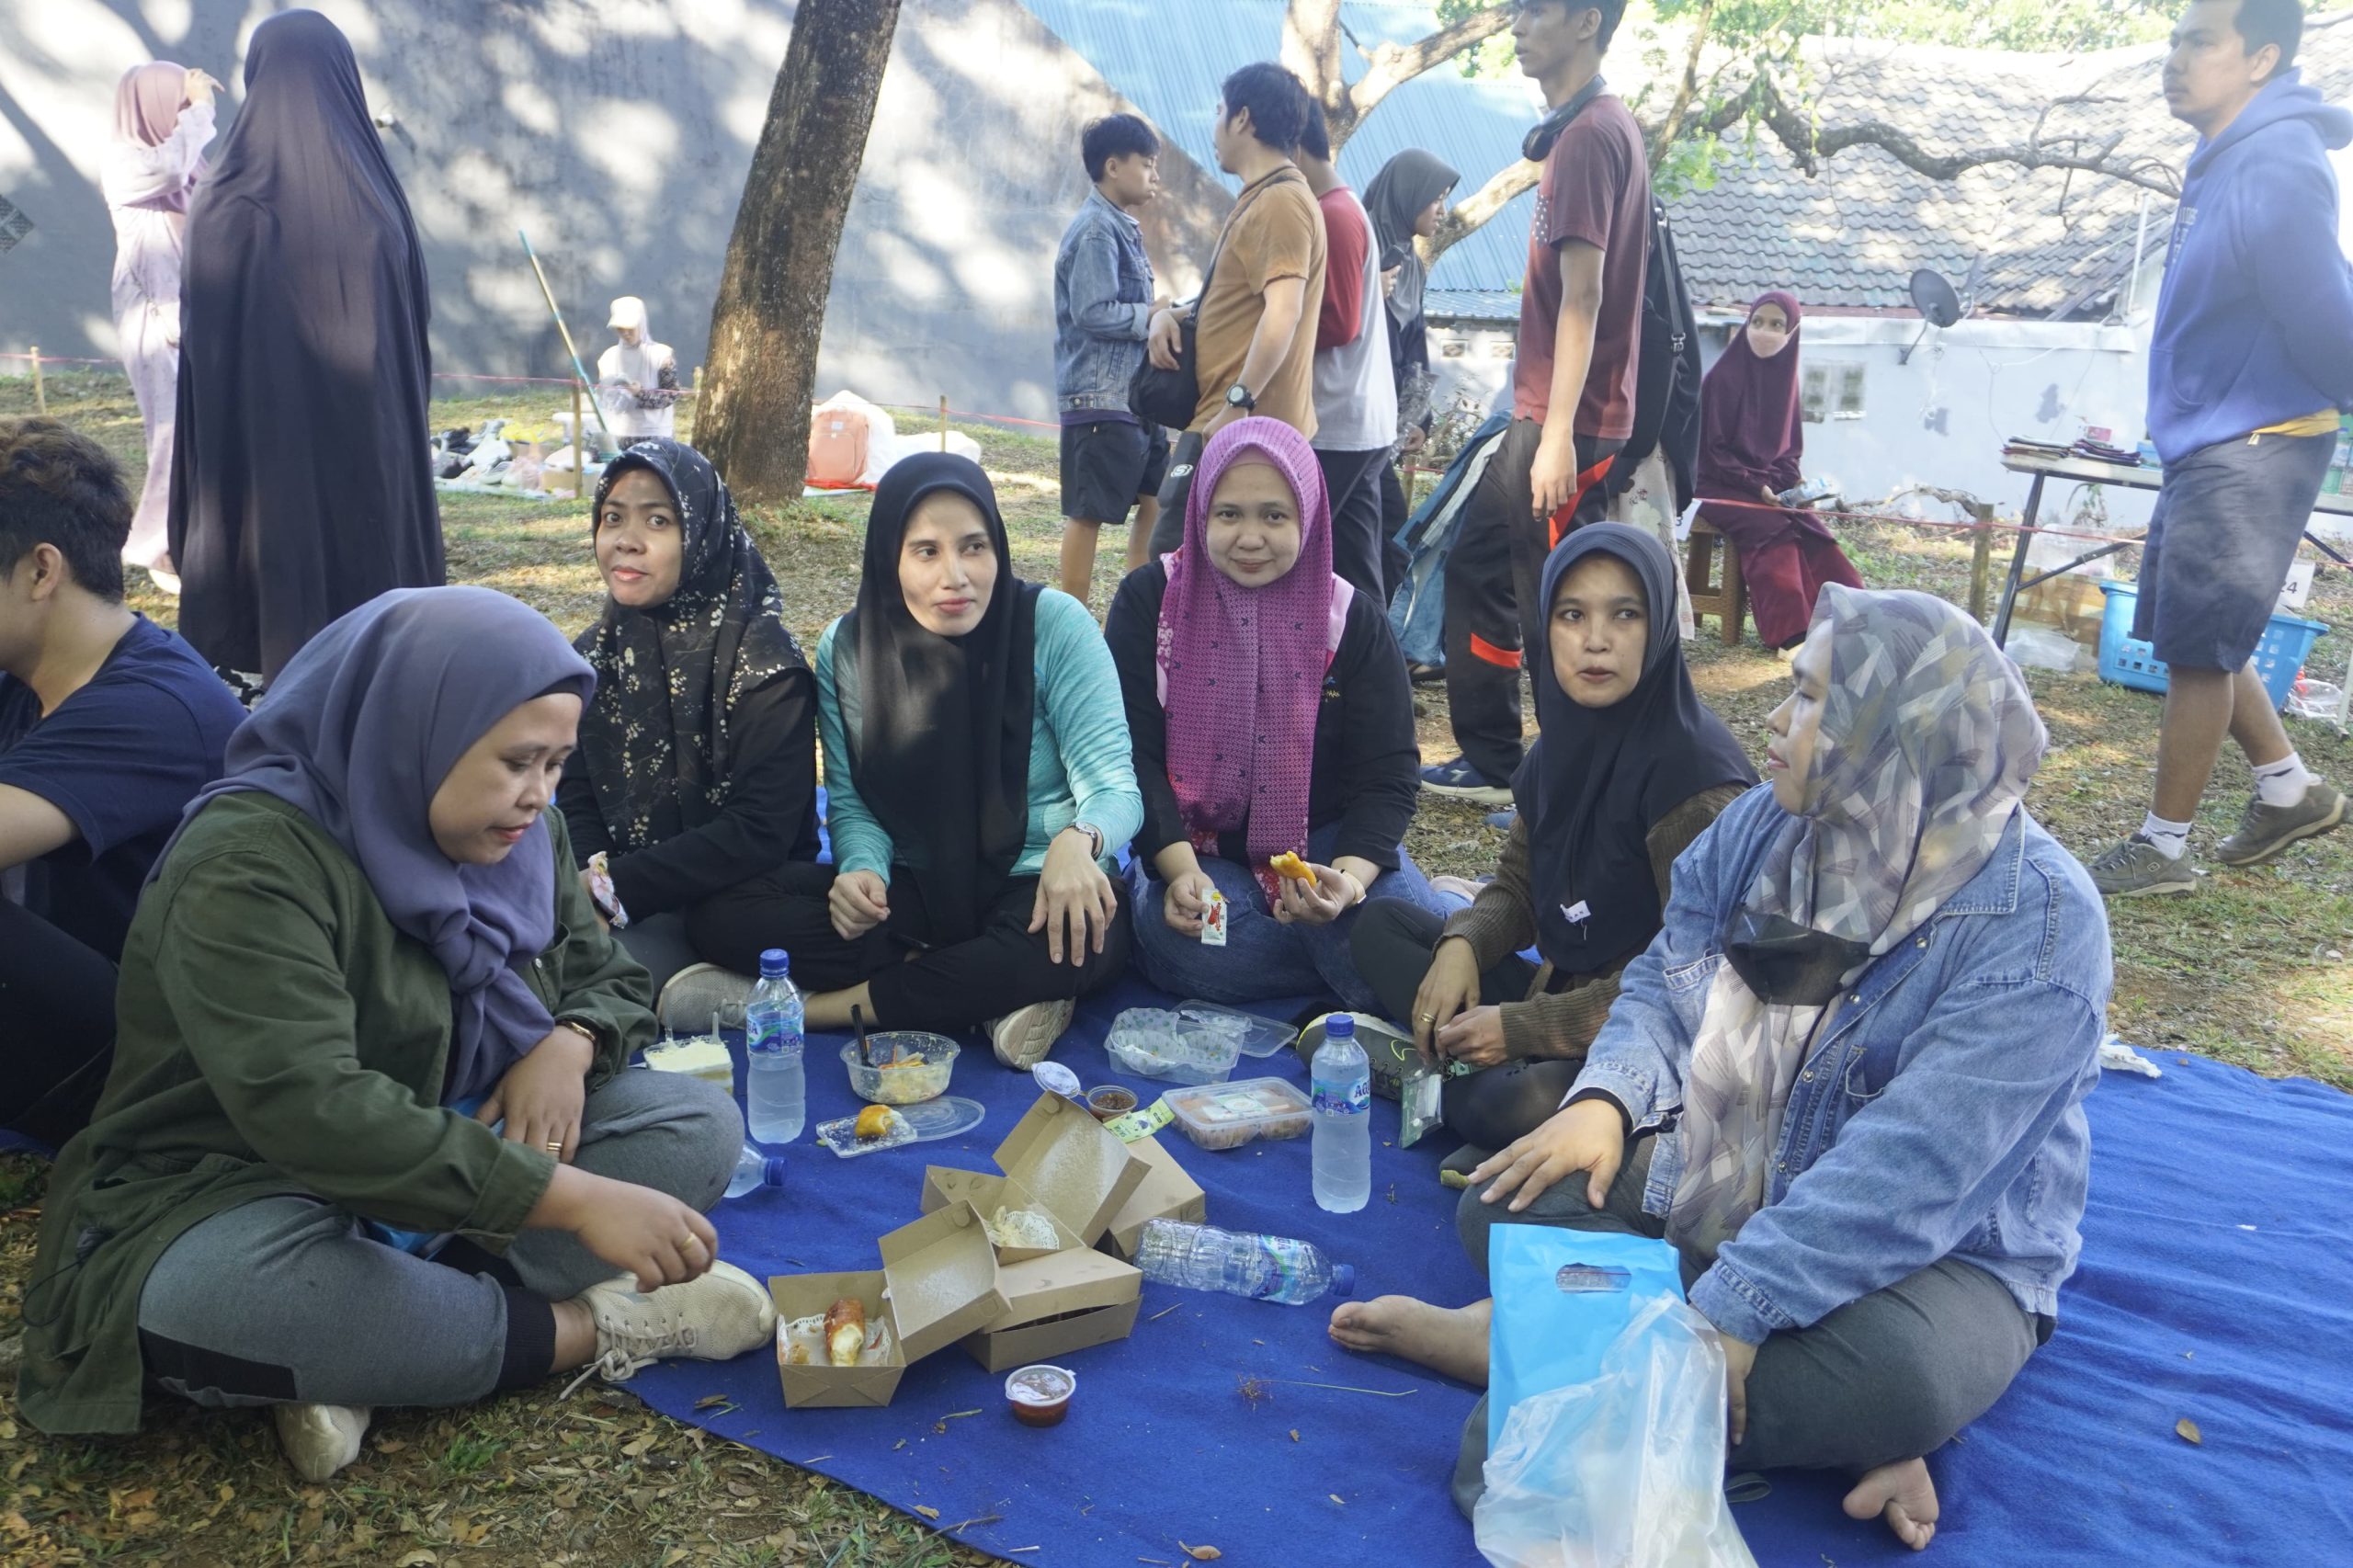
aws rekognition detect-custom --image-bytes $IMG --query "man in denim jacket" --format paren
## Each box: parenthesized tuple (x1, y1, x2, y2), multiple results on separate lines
(1052, 113, 1170, 602)
(1334, 587, 2110, 1554)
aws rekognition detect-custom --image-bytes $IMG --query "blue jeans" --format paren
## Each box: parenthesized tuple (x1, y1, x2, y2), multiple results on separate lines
(1127, 822, 1448, 1014)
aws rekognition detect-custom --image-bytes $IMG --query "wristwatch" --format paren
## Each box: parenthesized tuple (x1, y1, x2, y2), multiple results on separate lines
(1065, 821, 1107, 860)
(1224, 382, 1256, 414)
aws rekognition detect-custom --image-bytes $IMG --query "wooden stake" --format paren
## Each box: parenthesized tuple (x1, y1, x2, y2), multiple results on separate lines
(938, 394, 949, 452)
(572, 379, 587, 499)
(28, 347, 44, 414)
(1967, 503, 1995, 621)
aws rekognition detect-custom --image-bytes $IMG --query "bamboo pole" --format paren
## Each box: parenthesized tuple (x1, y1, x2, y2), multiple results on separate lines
(938, 394, 949, 452)
(28, 347, 44, 414)
(516, 229, 616, 448)
(572, 379, 587, 499)
(1967, 503, 1995, 621)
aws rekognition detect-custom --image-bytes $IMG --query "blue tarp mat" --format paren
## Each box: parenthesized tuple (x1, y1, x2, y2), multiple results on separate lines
(633, 991, 2353, 1567)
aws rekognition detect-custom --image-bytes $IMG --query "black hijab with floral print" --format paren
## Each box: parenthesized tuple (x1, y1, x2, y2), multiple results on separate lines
(574, 439, 807, 852)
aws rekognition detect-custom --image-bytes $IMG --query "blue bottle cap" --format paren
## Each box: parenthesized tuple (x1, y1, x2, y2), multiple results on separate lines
(759, 948, 790, 977)
(1326, 1014, 1356, 1039)
(762, 1156, 790, 1187)
(1331, 1263, 1357, 1297)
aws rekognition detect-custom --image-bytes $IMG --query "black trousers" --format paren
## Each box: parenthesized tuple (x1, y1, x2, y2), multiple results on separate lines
(1347, 899, 1580, 1150)
(759, 870, 1133, 1030)
(1315, 446, 1392, 602)
(675, 860, 849, 980)
(1442, 420, 1624, 785)
(0, 899, 120, 1145)
(1379, 459, 1411, 605)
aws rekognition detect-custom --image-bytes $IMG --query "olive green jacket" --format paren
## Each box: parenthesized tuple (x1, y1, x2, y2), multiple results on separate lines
(17, 794, 654, 1435)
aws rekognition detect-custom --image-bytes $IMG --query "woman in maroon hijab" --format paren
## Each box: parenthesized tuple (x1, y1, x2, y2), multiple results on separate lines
(1694, 292, 1861, 650)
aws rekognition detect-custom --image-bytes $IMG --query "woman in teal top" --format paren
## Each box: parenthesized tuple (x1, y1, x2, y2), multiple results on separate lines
(796, 453, 1142, 1068)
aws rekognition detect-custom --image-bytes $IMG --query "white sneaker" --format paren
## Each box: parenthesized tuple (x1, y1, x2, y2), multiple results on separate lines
(272, 1401, 371, 1482)
(564, 1260, 779, 1394)
(986, 997, 1074, 1070)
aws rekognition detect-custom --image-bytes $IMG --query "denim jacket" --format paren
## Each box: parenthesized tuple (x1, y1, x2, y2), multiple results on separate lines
(1054, 189, 1157, 415)
(1572, 785, 2110, 1346)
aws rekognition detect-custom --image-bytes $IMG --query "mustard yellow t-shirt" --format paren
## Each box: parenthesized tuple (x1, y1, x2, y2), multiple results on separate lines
(1191, 167, 1327, 437)
(2254, 410, 2340, 437)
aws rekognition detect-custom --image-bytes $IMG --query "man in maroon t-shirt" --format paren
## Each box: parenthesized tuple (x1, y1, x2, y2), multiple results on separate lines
(1423, 0, 1653, 802)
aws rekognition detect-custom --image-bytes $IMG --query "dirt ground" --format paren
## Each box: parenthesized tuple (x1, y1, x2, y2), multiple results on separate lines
(3, 373, 2347, 1564)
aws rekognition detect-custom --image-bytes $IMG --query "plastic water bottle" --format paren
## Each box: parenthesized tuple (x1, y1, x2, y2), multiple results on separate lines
(1132, 1219, 1355, 1306)
(1311, 1016, 1371, 1213)
(745, 949, 805, 1143)
(725, 1143, 790, 1199)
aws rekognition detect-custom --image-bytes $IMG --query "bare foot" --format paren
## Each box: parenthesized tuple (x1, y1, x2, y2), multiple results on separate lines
(1327, 1294, 1492, 1385)
(1843, 1457, 1938, 1551)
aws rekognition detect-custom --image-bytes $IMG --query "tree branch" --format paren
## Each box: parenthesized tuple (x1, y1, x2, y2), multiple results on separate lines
(1427, 158, 1538, 265)
(1333, 5, 1515, 145)
(1647, 1, 1716, 160)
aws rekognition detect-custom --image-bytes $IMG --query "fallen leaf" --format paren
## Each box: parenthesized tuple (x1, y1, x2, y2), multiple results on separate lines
(396, 1553, 438, 1568)
(1327, 1494, 1345, 1506)
(1181, 1545, 1223, 1561)
(693, 1394, 733, 1410)
(660, 1549, 689, 1567)
(377, 1438, 409, 1454)
(893, 1438, 907, 1450)
(1288, 1429, 1299, 1443)
(915, 1505, 940, 1519)
(620, 1433, 655, 1458)
(2176, 1417, 2203, 1446)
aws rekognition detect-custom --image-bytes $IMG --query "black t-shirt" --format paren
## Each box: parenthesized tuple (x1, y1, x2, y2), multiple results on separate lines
(0, 616, 247, 960)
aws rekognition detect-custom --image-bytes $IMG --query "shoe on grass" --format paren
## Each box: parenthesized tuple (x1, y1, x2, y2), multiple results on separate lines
(1420, 756, 1513, 806)
(988, 996, 1075, 1069)
(2086, 835, 2199, 898)
(2214, 781, 2346, 868)
(273, 1401, 371, 1482)
(1407, 661, 1446, 687)
(568, 1260, 779, 1394)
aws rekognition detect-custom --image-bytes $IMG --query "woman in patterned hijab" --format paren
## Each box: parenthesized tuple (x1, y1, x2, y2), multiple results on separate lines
(560, 439, 820, 990)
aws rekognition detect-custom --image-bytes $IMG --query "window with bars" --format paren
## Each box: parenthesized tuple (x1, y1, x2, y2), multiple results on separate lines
(1801, 363, 1867, 423)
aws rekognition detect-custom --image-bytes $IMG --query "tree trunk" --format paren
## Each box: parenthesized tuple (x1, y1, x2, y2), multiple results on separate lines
(699, 0, 904, 502)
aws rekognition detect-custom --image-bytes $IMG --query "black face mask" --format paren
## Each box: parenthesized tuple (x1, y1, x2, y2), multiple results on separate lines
(1522, 73, 1609, 163)
(1722, 909, 1870, 1008)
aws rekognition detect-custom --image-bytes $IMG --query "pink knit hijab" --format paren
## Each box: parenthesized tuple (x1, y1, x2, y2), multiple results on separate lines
(114, 62, 206, 213)
(1157, 418, 1349, 893)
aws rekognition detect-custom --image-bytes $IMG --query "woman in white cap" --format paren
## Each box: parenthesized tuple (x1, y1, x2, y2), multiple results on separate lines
(597, 297, 681, 443)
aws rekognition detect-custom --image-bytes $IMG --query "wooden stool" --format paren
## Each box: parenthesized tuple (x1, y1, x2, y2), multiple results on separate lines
(1685, 517, 1748, 646)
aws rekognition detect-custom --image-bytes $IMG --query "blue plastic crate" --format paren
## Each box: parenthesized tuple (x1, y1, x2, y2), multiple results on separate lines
(2096, 581, 2328, 710)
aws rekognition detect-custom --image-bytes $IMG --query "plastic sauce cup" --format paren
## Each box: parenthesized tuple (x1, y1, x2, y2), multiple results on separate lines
(1085, 1085, 1138, 1121)
(1006, 1364, 1076, 1427)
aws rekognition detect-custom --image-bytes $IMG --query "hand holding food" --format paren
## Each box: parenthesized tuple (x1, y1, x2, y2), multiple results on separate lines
(1268, 850, 1317, 886)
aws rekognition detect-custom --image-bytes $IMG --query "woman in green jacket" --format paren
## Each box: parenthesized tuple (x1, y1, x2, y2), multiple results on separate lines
(17, 588, 776, 1482)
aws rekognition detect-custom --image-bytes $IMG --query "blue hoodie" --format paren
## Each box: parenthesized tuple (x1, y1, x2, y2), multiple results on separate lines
(2147, 70, 2353, 463)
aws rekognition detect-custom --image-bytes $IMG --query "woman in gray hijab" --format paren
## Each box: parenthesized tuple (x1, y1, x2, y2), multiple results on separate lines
(1362, 149, 1459, 574)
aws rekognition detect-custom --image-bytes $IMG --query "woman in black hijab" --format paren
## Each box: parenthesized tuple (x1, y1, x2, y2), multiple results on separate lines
(558, 440, 823, 997)
(800, 454, 1142, 1069)
(1349, 524, 1755, 1145)
(168, 8, 442, 686)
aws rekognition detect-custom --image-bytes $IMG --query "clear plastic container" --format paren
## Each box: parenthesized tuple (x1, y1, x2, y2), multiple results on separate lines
(1105, 1006, 1246, 1085)
(813, 1096, 987, 1158)
(1164, 1077, 1313, 1151)
(1176, 1001, 1298, 1059)
(840, 1033, 959, 1105)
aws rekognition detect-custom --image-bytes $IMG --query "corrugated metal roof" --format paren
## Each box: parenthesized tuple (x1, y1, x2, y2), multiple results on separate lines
(1019, 0, 1540, 295)
(1423, 288, 1520, 323)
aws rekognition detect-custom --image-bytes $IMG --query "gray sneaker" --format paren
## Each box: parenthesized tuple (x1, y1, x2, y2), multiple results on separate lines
(2087, 835, 2200, 898)
(2214, 781, 2347, 867)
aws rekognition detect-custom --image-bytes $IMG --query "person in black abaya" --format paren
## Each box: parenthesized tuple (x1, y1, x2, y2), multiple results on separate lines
(168, 8, 443, 686)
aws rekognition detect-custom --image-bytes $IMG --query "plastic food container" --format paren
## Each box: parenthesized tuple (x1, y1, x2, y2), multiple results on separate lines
(1105, 1007, 1246, 1085)
(1164, 1077, 1313, 1151)
(1085, 1085, 1138, 1121)
(841, 1033, 959, 1105)
(1006, 1364, 1076, 1427)
(1176, 1001, 1298, 1059)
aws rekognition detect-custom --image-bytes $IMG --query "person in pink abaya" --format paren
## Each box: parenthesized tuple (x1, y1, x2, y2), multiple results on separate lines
(1694, 292, 1863, 650)
(102, 62, 219, 589)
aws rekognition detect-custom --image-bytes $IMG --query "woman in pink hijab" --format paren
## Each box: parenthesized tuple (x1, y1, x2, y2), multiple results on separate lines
(102, 62, 219, 589)
(1104, 416, 1443, 1015)
(1693, 291, 1863, 650)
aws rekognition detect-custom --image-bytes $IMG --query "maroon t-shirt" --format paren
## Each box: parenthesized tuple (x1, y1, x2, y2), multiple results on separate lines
(1512, 93, 1652, 438)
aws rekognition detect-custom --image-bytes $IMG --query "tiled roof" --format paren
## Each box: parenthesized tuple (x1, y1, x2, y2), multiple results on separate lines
(1675, 29, 2353, 317)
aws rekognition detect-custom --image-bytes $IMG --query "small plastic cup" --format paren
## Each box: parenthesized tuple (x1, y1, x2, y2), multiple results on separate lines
(1085, 1085, 1138, 1121)
(1006, 1364, 1075, 1427)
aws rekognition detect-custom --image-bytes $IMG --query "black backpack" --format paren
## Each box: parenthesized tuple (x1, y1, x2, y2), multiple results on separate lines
(1610, 196, 1701, 512)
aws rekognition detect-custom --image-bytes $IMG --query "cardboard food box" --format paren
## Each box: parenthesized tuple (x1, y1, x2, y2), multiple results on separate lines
(1099, 1131, 1208, 1261)
(918, 1094, 1148, 1261)
(771, 1201, 1007, 1409)
(962, 1246, 1143, 1371)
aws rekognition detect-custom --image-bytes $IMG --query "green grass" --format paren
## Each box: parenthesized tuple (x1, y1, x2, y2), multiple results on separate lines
(3, 370, 2349, 1564)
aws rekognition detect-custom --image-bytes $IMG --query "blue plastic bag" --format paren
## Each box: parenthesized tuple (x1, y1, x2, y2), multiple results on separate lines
(1484, 1226, 1683, 1454)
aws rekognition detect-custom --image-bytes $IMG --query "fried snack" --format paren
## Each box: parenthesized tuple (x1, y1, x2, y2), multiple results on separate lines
(1268, 851, 1317, 886)
(853, 1104, 896, 1141)
(824, 1298, 868, 1367)
(787, 1340, 812, 1366)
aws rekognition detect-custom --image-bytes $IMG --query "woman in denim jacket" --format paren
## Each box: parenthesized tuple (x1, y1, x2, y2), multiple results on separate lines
(1332, 585, 2109, 1552)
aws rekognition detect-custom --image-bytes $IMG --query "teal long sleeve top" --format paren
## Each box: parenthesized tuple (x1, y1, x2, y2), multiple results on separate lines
(815, 587, 1143, 882)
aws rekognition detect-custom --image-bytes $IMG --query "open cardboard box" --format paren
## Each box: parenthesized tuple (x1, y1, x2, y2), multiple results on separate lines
(1100, 1131, 1208, 1261)
(771, 1201, 1007, 1409)
(919, 1093, 1148, 1261)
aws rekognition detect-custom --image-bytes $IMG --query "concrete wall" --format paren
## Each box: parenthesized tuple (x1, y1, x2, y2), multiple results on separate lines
(0, 0, 1228, 420)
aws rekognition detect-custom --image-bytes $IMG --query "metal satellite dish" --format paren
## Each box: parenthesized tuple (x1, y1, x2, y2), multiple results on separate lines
(1899, 266, 1977, 364)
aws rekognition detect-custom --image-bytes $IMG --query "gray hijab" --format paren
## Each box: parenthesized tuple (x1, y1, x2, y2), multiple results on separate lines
(1363, 149, 1458, 331)
(163, 587, 597, 1102)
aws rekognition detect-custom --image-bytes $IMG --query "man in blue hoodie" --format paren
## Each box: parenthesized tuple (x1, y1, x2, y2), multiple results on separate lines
(2091, 0, 2353, 898)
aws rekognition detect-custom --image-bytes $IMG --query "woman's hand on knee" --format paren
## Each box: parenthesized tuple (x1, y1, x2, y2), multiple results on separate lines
(1412, 938, 1482, 1061)
(829, 870, 891, 941)
(1719, 1333, 1759, 1449)
(1163, 869, 1216, 938)
(536, 1166, 718, 1294)
(1468, 1097, 1624, 1213)
(479, 1026, 593, 1163)
(1032, 832, 1118, 967)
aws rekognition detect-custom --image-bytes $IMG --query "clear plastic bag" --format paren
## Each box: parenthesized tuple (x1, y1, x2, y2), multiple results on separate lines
(1475, 1294, 1759, 1568)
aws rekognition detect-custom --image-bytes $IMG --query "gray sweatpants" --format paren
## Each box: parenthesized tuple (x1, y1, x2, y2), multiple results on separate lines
(1449, 1136, 2042, 1517)
(136, 1069, 742, 1412)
